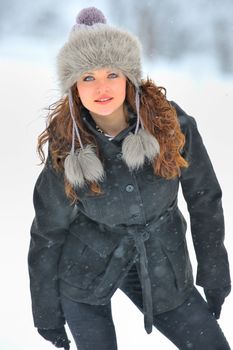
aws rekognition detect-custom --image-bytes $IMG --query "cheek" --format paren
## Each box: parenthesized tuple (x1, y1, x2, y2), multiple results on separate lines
(115, 80, 126, 101)
(77, 85, 89, 104)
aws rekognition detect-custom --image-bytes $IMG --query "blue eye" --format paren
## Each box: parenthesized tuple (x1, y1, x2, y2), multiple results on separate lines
(83, 76, 94, 81)
(108, 73, 118, 79)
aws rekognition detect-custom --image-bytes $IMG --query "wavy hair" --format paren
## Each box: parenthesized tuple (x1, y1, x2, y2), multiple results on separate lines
(38, 78, 188, 202)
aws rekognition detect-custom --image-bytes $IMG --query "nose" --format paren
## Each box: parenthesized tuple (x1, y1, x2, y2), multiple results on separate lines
(96, 79, 110, 94)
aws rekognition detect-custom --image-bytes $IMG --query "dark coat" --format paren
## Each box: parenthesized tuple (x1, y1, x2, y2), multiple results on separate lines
(28, 101, 231, 333)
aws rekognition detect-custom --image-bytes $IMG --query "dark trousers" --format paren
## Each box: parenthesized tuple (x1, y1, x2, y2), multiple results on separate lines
(61, 263, 230, 350)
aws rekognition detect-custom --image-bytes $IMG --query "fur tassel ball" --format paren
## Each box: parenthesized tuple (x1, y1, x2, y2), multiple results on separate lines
(122, 130, 160, 171)
(77, 144, 105, 183)
(64, 152, 85, 187)
(138, 129, 160, 161)
(122, 132, 145, 170)
(64, 144, 105, 187)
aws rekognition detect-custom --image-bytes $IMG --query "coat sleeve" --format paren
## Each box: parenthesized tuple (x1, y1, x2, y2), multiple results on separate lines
(173, 102, 231, 289)
(28, 155, 76, 329)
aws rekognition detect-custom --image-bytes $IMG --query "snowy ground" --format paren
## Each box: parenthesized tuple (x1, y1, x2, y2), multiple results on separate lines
(0, 47, 232, 349)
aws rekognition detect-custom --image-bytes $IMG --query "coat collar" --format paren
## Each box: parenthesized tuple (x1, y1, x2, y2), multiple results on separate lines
(81, 106, 137, 145)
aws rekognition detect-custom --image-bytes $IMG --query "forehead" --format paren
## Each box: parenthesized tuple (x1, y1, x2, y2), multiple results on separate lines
(81, 68, 123, 75)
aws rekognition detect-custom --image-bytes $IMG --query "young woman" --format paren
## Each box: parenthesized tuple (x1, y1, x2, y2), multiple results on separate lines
(28, 7, 231, 350)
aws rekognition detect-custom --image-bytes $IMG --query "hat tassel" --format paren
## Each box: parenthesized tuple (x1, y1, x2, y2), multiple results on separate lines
(122, 89, 160, 171)
(64, 90, 105, 187)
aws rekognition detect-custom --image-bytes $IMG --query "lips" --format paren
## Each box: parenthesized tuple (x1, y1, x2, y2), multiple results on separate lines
(95, 96, 114, 104)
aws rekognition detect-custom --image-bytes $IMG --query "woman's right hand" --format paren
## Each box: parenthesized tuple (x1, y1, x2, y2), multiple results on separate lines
(204, 285, 231, 319)
(38, 326, 71, 350)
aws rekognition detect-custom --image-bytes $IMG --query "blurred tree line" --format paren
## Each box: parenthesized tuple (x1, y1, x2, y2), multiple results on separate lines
(0, 0, 232, 74)
(109, 0, 233, 74)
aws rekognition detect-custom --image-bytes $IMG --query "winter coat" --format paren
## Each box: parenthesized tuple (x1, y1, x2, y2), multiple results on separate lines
(28, 101, 231, 334)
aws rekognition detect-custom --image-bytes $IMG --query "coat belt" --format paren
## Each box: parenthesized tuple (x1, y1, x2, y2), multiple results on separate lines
(128, 227, 153, 334)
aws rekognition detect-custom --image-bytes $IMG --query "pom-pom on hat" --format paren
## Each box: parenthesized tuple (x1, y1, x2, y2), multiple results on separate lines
(57, 6, 142, 94)
(76, 6, 107, 26)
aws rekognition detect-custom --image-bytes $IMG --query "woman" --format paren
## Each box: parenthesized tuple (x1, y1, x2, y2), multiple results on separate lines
(28, 7, 231, 350)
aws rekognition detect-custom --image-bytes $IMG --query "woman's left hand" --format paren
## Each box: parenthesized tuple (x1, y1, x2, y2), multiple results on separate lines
(38, 326, 71, 349)
(204, 285, 231, 319)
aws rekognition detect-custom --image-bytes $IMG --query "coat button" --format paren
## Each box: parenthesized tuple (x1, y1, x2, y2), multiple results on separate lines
(116, 153, 122, 160)
(126, 184, 134, 192)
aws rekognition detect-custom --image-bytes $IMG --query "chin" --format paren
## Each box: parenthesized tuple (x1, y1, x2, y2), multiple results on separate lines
(91, 106, 120, 117)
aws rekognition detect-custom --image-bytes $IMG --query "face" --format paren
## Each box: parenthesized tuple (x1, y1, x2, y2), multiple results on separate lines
(76, 68, 127, 118)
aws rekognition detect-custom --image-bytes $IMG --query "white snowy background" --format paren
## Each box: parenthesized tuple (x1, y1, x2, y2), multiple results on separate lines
(0, 0, 232, 349)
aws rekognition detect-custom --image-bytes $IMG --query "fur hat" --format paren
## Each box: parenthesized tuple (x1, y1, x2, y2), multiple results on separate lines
(56, 7, 160, 188)
(57, 7, 142, 94)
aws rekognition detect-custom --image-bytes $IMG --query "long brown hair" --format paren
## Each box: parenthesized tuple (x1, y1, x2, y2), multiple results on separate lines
(38, 78, 188, 202)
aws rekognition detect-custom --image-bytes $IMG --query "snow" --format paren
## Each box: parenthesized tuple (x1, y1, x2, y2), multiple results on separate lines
(0, 41, 232, 349)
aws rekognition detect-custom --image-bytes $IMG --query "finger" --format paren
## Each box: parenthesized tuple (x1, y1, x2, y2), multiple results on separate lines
(215, 307, 221, 319)
(206, 304, 217, 318)
(53, 338, 68, 348)
(206, 303, 215, 314)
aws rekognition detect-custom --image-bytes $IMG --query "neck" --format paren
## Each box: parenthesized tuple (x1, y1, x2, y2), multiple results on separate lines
(90, 105, 129, 137)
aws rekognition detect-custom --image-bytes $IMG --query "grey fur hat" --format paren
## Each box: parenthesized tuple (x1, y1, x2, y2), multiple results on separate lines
(57, 7, 160, 188)
(57, 7, 142, 94)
